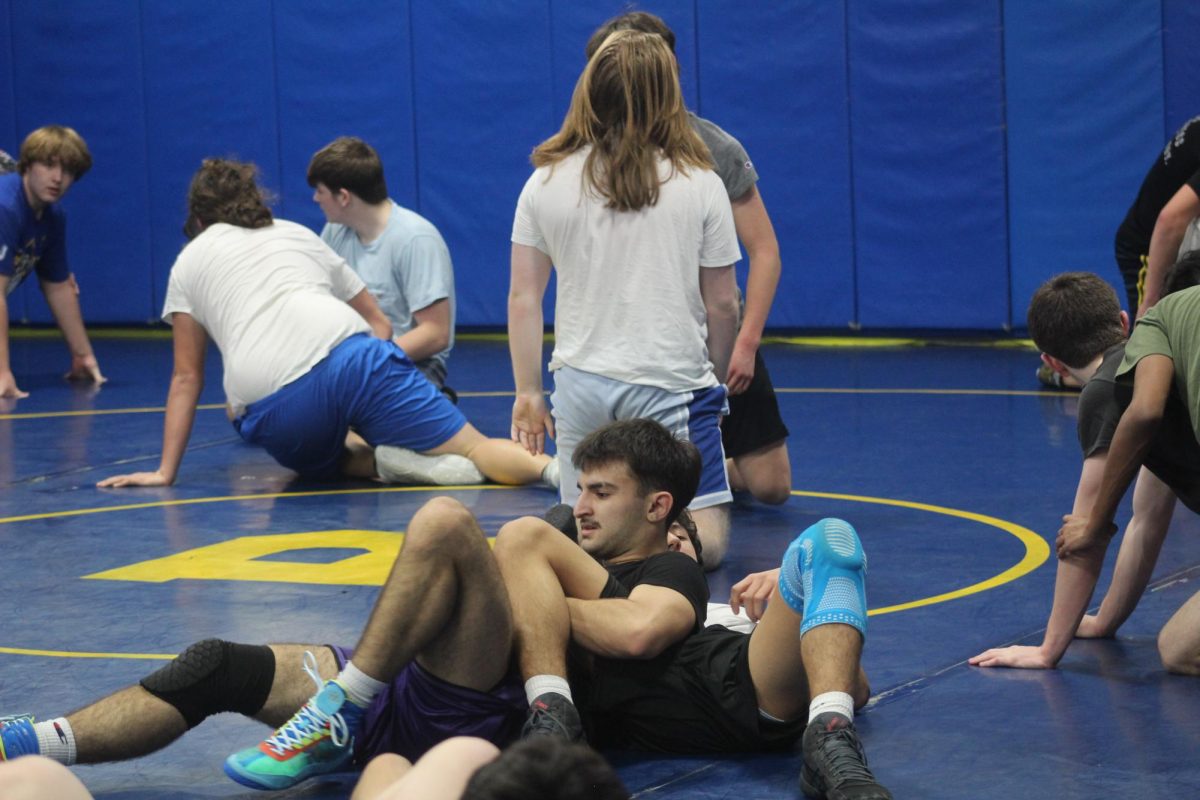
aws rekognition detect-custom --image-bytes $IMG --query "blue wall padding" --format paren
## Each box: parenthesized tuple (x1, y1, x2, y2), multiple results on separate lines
(848, 1, 1008, 329)
(1005, 0, 1163, 319)
(8, 1, 153, 324)
(1163, 0, 1200, 135)
(2, 2, 1198, 331)
(698, 1, 854, 329)
(273, 0, 419, 235)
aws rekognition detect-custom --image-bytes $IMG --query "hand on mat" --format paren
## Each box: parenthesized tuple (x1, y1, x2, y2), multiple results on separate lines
(730, 568, 780, 622)
(0, 369, 29, 399)
(1056, 514, 1115, 560)
(511, 392, 554, 456)
(725, 343, 756, 396)
(65, 353, 106, 385)
(968, 645, 1055, 670)
(98, 470, 170, 488)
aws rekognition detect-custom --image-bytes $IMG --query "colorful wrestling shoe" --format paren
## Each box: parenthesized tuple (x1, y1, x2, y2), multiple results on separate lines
(800, 713, 891, 800)
(224, 652, 365, 790)
(521, 693, 584, 743)
(0, 714, 39, 761)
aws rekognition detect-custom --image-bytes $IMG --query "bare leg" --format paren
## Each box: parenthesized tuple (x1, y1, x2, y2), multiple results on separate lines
(356, 738, 499, 800)
(0, 757, 93, 800)
(341, 431, 377, 479)
(493, 517, 611, 680)
(727, 439, 791, 505)
(427, 424, 550, 485)
(349, 496, 513, 690)
(1159, 589, 1200, 675)
(350, 753, 411, 800)
(691, 503, 731, 570)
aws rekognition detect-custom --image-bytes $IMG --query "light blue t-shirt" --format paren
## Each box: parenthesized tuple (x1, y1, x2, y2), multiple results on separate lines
(321, 202, 456, 375)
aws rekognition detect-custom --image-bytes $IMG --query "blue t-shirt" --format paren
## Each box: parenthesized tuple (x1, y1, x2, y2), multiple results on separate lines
(321, 202, 455, 370)
(0, 172, 70, 294)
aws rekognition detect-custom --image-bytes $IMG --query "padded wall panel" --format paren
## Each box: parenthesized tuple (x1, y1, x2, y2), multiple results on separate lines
(849, 1, 1007, 329)
(1005, 0, 1162, 320)
(411, 1, 556, 327)
(9, 1, 151, 323)
(1164, 0, 1200, 135)
(274, 0, 417, 234)
(141, 1, 280, 317)
(699, 1, 852, 329)
(0, 0, 21, 320)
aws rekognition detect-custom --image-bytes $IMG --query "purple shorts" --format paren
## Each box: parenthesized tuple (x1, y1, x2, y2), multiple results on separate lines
(330, 646, 525, 763)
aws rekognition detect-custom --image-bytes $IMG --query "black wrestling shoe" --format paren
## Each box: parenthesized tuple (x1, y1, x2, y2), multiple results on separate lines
(543, 503, 578, 541)
(800, 713, 891, 800)
(521, 693, 584, 743)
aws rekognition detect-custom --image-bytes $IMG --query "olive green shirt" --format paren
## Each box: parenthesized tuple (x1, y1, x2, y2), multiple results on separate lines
(1119, 285, 1200, 441)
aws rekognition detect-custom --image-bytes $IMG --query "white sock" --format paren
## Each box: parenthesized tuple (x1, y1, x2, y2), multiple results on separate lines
(337, 661, 387, 709)
(524, 674, 572, 705)
(808, 691, 855, 724)
(33, 717, 76, 765)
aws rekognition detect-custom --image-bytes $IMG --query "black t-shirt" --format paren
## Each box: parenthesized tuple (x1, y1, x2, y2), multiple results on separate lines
(1078, 342, 1200, 512)
(572, 551, 712, 749)
(1116, 116, 1200, 256)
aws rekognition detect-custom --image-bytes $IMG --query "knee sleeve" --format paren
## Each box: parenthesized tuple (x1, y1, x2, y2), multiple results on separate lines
(140, 639, 275, 729)
(778, 518, 868, 639)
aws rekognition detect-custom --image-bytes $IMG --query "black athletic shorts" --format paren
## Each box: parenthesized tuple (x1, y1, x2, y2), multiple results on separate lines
(1114, 241, 1146, 313)
(722, 350, 789, 459)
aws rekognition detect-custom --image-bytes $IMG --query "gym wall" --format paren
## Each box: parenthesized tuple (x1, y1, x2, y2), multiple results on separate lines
(2, 0, 1195, 331)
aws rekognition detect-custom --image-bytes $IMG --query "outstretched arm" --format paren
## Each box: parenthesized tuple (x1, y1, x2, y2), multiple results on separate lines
(725, 187, 780, 395)
(508, 243, 554, 454)
(700, 264, 738, 388)
(1138, 184, 1200, 316)
(41, 276, 105, 384)
(347, 288, 393, 340)
(97, 313, 207, 487)
(0, 276, 27, 398)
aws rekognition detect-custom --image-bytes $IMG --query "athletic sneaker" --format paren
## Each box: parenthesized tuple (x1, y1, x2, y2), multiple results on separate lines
(375, 445, 485, 485)
(0, 715, 38, 761)
(543, 503, 578, 541)
(542, 456, 561, 489)
(800, 712, 891, 800)
(224, 653, 365, 790)
(521, 693, 584, 743)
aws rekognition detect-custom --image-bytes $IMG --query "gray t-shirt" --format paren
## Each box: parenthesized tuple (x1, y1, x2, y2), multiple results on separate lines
(688, 112, 758, 201)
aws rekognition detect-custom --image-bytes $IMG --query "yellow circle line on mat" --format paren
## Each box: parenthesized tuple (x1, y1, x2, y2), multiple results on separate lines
(0, 386, 1071, 420)
(0, 487, 1047, 659)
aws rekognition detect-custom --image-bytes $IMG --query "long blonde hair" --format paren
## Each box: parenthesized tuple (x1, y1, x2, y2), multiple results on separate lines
(532, 30, 712, 212)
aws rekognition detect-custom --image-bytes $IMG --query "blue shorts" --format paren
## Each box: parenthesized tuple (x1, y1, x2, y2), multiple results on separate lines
(550, 365, 731, 509)
(234, 334, 467, 479)
(330, 646, 525, 763)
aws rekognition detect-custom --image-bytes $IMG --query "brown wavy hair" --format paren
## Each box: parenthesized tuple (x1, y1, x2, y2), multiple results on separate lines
(185, 158, 274, 237)
(532, 29, 711, 212)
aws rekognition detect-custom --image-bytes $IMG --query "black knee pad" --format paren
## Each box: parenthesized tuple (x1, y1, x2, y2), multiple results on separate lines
(140, 639, 275, 729)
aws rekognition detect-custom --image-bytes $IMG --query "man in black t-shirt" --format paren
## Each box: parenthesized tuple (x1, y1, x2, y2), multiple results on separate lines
(972, 270, 1200, 675)
(494, 419, 890, 800)
(1115, 115, 1200, 317)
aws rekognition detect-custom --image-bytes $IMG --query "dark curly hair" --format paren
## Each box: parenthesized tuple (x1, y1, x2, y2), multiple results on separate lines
(185, 158, 273, 238)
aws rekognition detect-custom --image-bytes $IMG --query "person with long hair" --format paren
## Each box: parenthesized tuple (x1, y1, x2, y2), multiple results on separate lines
(508, 29, 740, 567)
(99, 158, 554, 489)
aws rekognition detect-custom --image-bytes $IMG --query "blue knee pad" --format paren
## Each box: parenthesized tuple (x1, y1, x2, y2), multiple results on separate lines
(778, 518, 868, 638)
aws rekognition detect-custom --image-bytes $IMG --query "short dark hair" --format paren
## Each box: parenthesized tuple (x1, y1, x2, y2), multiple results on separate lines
(585, 10, 675, 60)
(18, 125, 92, 179)
(1164, 250, 1200, 297)
(185, 158, 274, 236)
(673, 507, 704, 568)
(1027, 272, 1125, 368)
(306, 137, 388, 204)
(462, 739, 629, 800)
(572, 419, 700, 528)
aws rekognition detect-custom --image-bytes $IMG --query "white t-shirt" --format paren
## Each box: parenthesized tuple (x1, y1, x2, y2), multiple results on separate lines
(512, 148, 740, 392)
(162, 220, 370, 415)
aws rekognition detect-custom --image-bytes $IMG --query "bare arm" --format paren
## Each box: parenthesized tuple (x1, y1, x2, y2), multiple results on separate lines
(729, 567, 781, 622)
(0, 275, 27, 398)
(566, 584, 696, 659)
(41, 276, 105, 384)
(700, 264, 738, 388)
(508, 243, 554, 454)
(1138, 184, 1200, 316)
(392, 298, 450, 362)
(726, 187, 781, 395)
(97, 313, 207, 487)
(347, 288, 393, 340)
